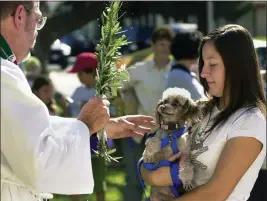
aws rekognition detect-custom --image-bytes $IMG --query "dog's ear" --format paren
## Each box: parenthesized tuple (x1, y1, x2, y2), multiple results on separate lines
(183, 99, 201, 126)
(155, 100, 163, 125)
(196, 98, 211, 116)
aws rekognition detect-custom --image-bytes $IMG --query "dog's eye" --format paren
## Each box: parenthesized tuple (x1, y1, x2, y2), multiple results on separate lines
(158, 100, 164, 105)
(172, 100, 180, 106)
(163, 100, 168, 104)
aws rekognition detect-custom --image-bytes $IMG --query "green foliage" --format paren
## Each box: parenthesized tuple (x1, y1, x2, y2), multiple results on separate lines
(94, 1, 131, 98)
(254, 36, 266, 41)
(94, 1, 131, 162)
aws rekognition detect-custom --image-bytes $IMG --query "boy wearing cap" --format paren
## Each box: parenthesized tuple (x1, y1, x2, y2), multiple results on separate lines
(68, 52, 107, 201)
(67, 52, 97, 117)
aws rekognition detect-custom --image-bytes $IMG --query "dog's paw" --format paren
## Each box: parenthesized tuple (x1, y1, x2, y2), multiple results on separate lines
(146, 137, 161, 153)
(183, 183, 193, 191)
(153, 151, 165, 165)
(145, 153, 159, 164)
(143, 150, 156, 163)
(179, 162, 194, 191)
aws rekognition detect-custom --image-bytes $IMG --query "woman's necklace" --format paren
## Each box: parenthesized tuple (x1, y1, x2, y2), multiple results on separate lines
(191, 110, 213, 151)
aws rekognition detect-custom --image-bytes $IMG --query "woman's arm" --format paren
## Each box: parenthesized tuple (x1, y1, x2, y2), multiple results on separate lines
(140, 165, 173, 186)
(172, 137, 263, 201)
(140, 152, 182, 186)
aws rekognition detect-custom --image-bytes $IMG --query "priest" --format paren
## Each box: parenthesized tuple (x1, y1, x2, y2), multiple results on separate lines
(0, 1, 154, 201)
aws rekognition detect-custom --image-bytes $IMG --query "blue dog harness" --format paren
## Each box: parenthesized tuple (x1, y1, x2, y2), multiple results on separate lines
(137, 126, 188, 200)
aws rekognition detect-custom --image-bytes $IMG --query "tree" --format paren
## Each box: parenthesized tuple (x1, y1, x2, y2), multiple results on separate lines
(35, 1, 107, 72)
(214, 1, 252, 22)
(35, 1, 253, 72)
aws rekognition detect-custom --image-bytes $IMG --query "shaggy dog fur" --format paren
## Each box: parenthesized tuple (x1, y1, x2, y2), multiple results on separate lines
(142, 87, 207, 201)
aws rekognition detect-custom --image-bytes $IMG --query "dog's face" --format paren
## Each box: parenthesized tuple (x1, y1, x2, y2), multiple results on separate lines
(156, 94, 192, 123)
(155, 88, 202, 126)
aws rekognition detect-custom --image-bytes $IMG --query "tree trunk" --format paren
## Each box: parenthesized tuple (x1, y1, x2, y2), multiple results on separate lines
(35, 2, 106, 72)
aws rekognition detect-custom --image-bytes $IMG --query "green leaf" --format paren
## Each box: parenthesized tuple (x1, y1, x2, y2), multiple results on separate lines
(107, 149, 117, 155)
(94, 1, 131, 162)
(112, 22, 120, 33)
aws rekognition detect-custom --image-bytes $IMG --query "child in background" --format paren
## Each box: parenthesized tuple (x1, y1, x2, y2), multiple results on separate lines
(67, 53, 97, 117)
(27, 56, 70, 117)
(31, 76, 63, 116)
(67, 52, 107, 201)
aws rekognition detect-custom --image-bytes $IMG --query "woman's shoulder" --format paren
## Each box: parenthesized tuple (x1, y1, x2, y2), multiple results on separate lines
(230, 107, 265, 125)
(226, 107, 266, 143)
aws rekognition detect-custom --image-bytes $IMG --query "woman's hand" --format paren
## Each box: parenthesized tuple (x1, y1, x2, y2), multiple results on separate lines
(140, 152, 182, 186)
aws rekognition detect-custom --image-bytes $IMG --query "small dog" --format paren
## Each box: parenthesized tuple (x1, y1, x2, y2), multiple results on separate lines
(142, 87, 206, 201)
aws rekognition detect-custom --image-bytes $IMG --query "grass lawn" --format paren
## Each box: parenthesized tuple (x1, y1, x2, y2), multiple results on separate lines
(254, 36, 266, 41)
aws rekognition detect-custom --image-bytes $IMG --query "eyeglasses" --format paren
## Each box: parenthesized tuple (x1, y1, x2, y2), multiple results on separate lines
(11, 6, 47, 31)
(24, 6, 47, 30)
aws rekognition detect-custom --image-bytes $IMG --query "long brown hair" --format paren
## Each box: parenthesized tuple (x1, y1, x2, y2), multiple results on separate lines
(198, 24, 266, 131)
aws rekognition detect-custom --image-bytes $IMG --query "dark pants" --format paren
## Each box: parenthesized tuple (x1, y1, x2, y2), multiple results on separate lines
(247, 169, 267, 201)
(120, 138, 145, 201)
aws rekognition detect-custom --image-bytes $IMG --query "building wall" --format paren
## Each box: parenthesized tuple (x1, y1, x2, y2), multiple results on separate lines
(255, 6, 266, 37)
(236, 4, 266, 37)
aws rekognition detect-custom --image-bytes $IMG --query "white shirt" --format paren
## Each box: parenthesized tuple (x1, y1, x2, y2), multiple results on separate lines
(167, 68, 205, 101)
(127, 59, 173, 117)
(191, 107, 266, 201)
(1, 59, 94, 201)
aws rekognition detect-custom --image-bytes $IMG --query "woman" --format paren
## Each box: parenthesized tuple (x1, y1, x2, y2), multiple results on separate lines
(140, 24, 266, 201)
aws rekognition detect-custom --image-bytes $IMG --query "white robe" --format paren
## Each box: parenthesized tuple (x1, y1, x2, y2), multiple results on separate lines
(1, 59, 94, 201)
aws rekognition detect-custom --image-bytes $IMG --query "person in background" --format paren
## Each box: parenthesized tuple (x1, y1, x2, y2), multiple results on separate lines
(31, 76, 63, 116)
(25, 55, 71, 117)
(67, 52, 107, 201)
(167, 30, 205, 100)
(24, 56, 42, 87)
(120, 26, 175, 201)
(122, 26, 175, 117)
(68, 53, 97, 117)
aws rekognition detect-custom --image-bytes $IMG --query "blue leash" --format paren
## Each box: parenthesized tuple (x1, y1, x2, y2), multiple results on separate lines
(137, 126, 188, 200)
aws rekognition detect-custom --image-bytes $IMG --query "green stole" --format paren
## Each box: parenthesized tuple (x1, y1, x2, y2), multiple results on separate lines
(0, 34, 17, 64)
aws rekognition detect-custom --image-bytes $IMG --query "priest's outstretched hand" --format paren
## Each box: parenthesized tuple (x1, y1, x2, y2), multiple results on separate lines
(106, 115, 155, 139)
